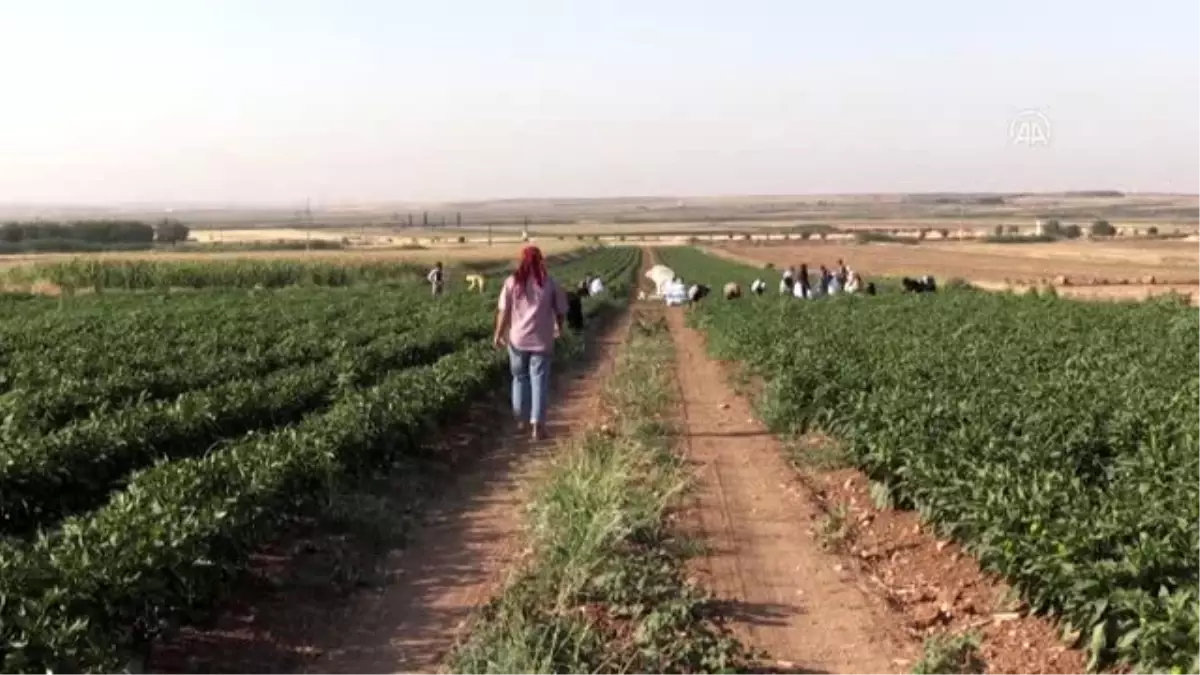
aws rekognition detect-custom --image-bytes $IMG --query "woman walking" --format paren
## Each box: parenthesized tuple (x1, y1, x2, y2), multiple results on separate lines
(493, 246, 568, 441)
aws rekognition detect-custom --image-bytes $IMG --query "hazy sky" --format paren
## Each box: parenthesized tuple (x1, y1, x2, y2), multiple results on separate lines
(1, 0, 1197, 204)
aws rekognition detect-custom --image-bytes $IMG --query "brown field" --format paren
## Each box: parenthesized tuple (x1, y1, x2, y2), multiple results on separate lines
(709, 238, 1200, 305)
(714, 239, 1198, 284)
(0, 241, 582, 272)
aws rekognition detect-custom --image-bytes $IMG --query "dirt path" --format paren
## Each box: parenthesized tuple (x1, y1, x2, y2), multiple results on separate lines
(148, 310, 633, 675)
(665, 308, 915, 674)
(310, 313, 631, 673)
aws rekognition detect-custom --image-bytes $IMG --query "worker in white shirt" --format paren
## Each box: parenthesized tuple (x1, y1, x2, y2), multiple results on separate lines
(845, 270, 862, 294)
(664, 277, 689, 306)
(588, 275, 605, 296)
(779, 266, 795, 294)
(750, 278, 766, 296)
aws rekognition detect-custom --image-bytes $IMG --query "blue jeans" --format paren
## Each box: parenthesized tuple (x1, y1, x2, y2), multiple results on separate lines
(508, 346, 551, 424)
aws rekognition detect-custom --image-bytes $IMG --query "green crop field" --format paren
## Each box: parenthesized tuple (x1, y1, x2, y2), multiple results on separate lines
(0, 246, 641, 673)
(657, 247, 1199, 673)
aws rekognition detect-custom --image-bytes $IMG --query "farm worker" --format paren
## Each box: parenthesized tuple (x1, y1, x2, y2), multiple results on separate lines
(723, 282, 742, 300)
(645, 264, 676, 297)
(828, 273, 843, 295)
(493, 246, 568, 442)
(689, 283, 711, 303)
(466, 273, 486, 293)
(836, 259, 850, 286)
(427, 262, 445, 296)
(780, 266, 796, 294)
(588, 274, 605, 296)
(750, 278, 766, 295)
(818, 265, 832, 295)
(793, 264, 813, 299)
(564, 290, 585, 332)
(665, 276, 689, 306)
(845, 272, 862, 294)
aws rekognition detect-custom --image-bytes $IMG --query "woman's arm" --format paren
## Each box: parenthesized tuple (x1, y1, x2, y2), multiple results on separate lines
(493, 280, 512, 346)
(493, 307, 510, 347)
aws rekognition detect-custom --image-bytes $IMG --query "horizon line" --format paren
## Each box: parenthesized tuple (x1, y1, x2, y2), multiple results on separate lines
(1, 189, 1196, 211)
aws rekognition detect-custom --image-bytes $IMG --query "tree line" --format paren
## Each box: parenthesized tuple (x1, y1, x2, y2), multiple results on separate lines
(0, 219, 189, 253)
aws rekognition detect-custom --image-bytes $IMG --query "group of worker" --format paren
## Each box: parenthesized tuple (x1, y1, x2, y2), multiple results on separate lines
(427, 263, 606, 299)
(762, 258, 876, 299)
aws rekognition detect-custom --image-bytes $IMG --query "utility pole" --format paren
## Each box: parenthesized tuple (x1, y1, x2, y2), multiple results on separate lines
(305, 197, 313, 251)
(422, 211, 428, 228)
(488, 222, 492, 246)
(456, 211, 462, 228)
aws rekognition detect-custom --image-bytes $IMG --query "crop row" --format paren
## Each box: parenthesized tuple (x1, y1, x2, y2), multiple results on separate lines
(0, 248, 638, 531)
(0, 315, 493, 537)
(0, 246, 597, 294)
(663, 247, 1198, 671)
(0, 294, 488, 433)
(0, 247, 641, 673)
(1, 258, 428, 291)
(0, 247, 600, 387)
(0, 287, 431, 388)
(0, 247, 621, 426)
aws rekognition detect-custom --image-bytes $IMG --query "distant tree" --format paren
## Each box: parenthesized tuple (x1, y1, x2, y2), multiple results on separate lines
(1062, 224, 1083, 239)
(1006, 224, 1021, 234)
(1090, 219, 1116, 237)
(1147, 226, 1159, 236)
(154, 218, 189, 245)
(994, 224, 1005, 237)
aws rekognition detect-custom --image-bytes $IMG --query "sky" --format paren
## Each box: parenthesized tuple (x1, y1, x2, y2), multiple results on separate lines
(1, 0, 1197, 204)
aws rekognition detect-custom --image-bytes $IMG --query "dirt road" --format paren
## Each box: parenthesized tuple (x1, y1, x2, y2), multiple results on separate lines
(665, 308, 915, 674)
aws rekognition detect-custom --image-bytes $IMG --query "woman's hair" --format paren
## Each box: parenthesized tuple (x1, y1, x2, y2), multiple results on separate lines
(513, 245, 547, 295)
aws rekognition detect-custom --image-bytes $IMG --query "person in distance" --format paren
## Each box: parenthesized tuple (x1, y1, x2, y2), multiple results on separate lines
(427, 261, 445, 297)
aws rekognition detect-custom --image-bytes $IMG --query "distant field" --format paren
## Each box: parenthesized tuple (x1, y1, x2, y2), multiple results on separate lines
(712, 238, 1199, 283)
(708, 238, 1200, 304)
(11, 192, 1195, 234)
(0, 241, 581, 272)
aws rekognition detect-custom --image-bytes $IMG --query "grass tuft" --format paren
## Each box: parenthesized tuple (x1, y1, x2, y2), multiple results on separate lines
(912, 631, 986, 674)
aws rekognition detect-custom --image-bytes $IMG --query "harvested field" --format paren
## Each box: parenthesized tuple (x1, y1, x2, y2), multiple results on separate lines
(710, 239, 1200, 303)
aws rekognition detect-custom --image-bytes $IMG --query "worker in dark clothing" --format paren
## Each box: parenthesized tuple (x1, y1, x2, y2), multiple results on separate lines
(564, 290, 585, 331)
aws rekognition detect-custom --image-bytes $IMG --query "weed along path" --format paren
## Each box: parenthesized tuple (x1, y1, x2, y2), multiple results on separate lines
(664, 307, 916, 674)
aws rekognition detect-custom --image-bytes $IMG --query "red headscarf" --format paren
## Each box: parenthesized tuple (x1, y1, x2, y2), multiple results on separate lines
(512, 245, 546, 296)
